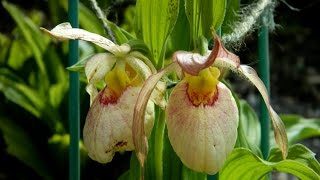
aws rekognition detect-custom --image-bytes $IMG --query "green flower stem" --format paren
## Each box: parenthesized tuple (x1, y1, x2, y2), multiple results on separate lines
(154, 107, 166, 180)
(68, 0, 80, 180)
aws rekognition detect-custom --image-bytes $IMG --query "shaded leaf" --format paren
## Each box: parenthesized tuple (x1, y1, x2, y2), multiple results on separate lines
(0, 68, 44, 118)
(239, 100, 261, 146)
(0, 116, 53, 180)
(272, 114, 320, 145)
(0, 33, 11, 64)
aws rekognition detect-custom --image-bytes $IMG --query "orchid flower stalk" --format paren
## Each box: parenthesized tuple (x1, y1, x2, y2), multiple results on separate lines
(132, 32, 288, 174)
(41, 23, 166, 163)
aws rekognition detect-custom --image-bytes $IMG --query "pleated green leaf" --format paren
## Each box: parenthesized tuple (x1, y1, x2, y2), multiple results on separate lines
(220, 145, 320, 180)
(134, 0, 179, 66)
(185, 0, 226, 47)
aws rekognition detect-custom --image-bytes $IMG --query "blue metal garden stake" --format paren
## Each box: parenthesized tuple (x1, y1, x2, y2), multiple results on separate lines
(258, 8, 271, 160)
(68, 0, 80, 179)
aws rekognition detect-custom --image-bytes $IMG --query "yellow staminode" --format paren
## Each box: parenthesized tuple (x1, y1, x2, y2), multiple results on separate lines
(185, 67, 220, 106)
(105, 61, 143, 98)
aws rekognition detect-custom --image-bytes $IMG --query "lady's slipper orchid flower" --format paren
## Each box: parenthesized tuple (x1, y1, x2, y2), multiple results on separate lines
(132, 33, 288, 174)
(41, 23, 166, 163)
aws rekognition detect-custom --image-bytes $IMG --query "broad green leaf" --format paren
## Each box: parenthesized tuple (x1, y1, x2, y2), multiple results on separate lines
(185, 0, 226, 47)
(7, 39, 32, 70)
(268, 144, 320, 175)
(167, 0, 191, 54)
(239, 100, 261, 146)
(0, 116, 53, 180)
(281, 114, 320, 145)
(134, 0, 179, 67)
(220, 145, 320, 180)
(234, 98, 262, 157)
(3, 1, 50, 75)
(221, 0, 240, 34)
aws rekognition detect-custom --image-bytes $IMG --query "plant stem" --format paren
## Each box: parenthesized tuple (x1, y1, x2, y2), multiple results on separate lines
(154, 107, 165, 180)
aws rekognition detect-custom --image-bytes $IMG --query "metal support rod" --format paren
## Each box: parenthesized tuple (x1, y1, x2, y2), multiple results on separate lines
(68, 0, 80, 180)
(258, 10, 270, 160)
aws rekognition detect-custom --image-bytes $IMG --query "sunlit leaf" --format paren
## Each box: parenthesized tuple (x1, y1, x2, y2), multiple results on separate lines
(268, 144, 320, 175)
(185, 0, 226, 46)
(0, 116, 53, 180)
(220, 145, 320, 179)
(134, 0, 179, 66)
